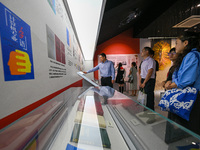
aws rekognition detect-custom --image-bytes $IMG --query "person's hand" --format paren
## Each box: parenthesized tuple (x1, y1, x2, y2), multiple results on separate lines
(112, 80, 114, 84)
(140, 83, 145, 88)
(161, 81, 166, 88)
(165, 82, 177, 90)
(165, 81, 172, 90)
(139, 82, 142, 88)
(83, 71, 87, 74)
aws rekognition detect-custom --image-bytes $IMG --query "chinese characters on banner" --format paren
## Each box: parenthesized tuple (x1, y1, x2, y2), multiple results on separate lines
(0, 3, 34, 81)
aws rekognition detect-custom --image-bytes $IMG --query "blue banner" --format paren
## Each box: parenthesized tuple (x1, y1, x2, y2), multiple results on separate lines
(0, 3, 34, 81)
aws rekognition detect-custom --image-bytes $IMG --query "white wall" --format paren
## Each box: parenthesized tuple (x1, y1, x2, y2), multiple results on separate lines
(139, 38, 151, 61)
(0, 0, 89, 119)
(171, 38, 176, 48)
(84, 60, 94, 80)
(140, 38, 151, 52)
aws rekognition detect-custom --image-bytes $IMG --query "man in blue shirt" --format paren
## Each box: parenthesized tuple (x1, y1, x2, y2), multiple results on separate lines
(84, 53, 115, 88)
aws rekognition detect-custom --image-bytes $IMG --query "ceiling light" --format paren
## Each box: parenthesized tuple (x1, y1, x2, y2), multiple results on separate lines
(118, 9, 141, 28)
(66, 0, 106, 60)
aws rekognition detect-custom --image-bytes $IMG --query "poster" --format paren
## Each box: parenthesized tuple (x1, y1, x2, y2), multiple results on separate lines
(151, 39, 172, 90)
(151, 39, 171, 70)
(60, 41, 66, 64)
(0, 3, 34, 81)
(55, 35, 61, 62)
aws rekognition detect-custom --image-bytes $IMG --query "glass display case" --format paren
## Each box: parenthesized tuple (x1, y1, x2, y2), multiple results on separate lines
(0, 86, 199, 150)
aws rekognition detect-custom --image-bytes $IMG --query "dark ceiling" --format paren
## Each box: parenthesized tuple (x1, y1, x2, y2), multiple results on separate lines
(97, 0, 200, 45)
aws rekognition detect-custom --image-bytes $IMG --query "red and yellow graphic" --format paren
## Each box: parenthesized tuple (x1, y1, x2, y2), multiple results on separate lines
(152, 40, 171, 70)
(8, 50, 32, 75)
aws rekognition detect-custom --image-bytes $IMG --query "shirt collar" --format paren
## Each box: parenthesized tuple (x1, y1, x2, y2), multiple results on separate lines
(191, 48, 198, 51)
(143, 56, 151, 61)
(104, 60, 108, 63)
(102, 59, 108, 63)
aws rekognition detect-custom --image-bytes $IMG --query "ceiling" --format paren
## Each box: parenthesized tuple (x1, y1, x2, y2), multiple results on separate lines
(97, 0, 200, 45)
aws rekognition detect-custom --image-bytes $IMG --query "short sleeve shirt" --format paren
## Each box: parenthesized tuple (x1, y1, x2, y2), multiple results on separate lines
(140, 56, 156, 79)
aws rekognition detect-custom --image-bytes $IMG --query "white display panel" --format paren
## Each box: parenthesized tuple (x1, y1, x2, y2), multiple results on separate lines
(0, 0, 84, 119)
(77, 71, 99, 87)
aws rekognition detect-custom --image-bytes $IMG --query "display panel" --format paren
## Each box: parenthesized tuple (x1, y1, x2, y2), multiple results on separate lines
(0, 86, 199, 150)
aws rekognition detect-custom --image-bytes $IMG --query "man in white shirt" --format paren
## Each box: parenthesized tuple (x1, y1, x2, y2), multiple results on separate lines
(139, 47, 156, 111)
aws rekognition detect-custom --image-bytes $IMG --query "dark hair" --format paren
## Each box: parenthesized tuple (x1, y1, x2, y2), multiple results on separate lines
(100, 53, 106, 59)
(132, 62, 137, 70)
(118, 63, 122, 72)
(173, 32, 200, 71)
(149, 49, 155, 56)
(144, 47, 153, 55)
(169, 47, 176, 53)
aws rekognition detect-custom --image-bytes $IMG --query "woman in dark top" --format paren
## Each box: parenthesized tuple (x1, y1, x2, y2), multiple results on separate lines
(161, 48, 176, 88)
(116, 63, 125, 93)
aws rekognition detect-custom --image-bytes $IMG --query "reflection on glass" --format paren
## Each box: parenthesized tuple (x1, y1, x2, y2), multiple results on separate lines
(0, 97, 64, 150)
(91, 86, 115, 104)
(75, 96, 106, 128)
(91, 86, 115, 98)
(76, 96, 104, 149)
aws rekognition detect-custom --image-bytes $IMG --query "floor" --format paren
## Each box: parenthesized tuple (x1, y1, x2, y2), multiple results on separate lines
(113, 83, 168, 118)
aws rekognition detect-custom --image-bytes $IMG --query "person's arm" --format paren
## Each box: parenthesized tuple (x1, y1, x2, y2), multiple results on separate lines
(138, 68, 141, 87)
(161, 67, 173, 88)
(84, 64, 99, 74)
(141, 68, 153, 88)
(128, 70, 131, 76)
(111, 62, 115, 83)
(173, 53, 199, 89)
(161, 80, 167, 88)
(123, 69, 126, 79)
(139, 73, 142, 87)
(129, 68, 132, 76)
(138, 68, 141, 75)
(139, 61, 142, 74)
(165, 82, 177, 90)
